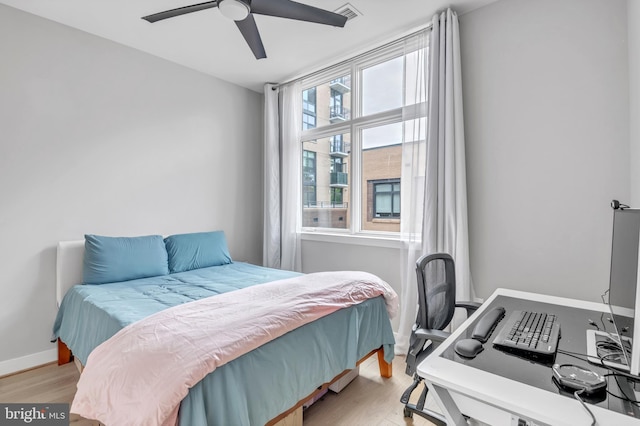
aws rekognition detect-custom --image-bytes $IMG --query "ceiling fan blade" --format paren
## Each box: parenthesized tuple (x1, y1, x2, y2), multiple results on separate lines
(251, 0, 348, 27)
(235, 15, 267, 59)
(142, 1, 218, 23)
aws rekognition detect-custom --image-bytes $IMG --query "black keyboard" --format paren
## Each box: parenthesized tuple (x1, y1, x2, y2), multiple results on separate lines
(492, 310, 560, 356)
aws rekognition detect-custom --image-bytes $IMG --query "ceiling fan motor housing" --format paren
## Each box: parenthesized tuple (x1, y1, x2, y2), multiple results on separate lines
(218, 0, 252, 21)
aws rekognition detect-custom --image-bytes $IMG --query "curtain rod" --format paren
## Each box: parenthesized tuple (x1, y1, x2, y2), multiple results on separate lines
(272, 23, 432, 91)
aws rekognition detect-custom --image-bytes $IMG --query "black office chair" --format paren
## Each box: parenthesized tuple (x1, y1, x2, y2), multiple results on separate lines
(401, 253, 481, 424)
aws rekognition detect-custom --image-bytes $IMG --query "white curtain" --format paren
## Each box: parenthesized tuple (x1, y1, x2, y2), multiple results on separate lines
(263, 82, 303, 271)
(263, 84, 281, 268)
(396, 8, 474, 354)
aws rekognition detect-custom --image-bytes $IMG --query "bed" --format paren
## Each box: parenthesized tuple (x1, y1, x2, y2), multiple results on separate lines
(53, 233, 397, 425)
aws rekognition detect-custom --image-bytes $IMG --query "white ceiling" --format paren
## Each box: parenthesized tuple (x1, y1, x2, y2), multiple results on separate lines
(0, 0, 497, 92)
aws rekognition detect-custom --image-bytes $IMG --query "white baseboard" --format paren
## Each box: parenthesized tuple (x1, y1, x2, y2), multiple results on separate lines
(0, 348, 57, 377)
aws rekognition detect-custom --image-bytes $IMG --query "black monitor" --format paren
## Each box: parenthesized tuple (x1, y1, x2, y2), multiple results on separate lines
(607, 207, 640, 376)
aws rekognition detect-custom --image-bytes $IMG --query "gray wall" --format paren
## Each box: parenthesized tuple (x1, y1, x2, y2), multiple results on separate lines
(302, 0, 631, 310)
(630, 0, 640, 206)
(460, 0, 629, 301)
(0, 5, 263, 367)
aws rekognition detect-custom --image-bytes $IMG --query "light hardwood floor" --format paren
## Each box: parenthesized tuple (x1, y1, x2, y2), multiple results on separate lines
(0, 355, 439, 425)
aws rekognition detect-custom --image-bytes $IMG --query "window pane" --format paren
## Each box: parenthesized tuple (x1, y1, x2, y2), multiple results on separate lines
(301, 75, 351, 130)
(302, 133, 351, 229)
(376, 194, 391, 214)
(405, 48, 428, 106)
(362, 57, 403, 116)
(302, 150, 316, 206)
(362, 123, 402, 232)
(302, 88, 316, 130)
(362, 47, 428, 117)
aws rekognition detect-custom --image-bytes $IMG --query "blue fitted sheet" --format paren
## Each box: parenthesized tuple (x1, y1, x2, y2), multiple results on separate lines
(53, 263, 395, 425)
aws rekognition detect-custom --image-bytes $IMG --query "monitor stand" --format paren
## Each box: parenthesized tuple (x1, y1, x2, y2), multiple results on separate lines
(586, 329, 632, 371)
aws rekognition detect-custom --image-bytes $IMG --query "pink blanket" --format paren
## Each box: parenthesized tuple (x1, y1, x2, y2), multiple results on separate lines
(71, 271, 398, 425)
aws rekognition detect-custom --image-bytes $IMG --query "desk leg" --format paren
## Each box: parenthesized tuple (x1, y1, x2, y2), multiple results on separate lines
(428, 383, 468, 426)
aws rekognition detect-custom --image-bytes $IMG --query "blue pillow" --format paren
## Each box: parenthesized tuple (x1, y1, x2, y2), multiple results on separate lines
(164, 231, 232, 273)
(83, 234, 169, 285)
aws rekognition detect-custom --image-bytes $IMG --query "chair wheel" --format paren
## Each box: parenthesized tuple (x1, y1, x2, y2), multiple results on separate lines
(403, 407, 413, 418)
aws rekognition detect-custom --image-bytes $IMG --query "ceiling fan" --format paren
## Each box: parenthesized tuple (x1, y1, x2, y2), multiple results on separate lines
(142, 0, 348, 60)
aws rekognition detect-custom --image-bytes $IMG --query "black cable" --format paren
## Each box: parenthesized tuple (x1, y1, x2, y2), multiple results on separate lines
(610, 373, 640, 405)
(557, 349, 591, 362)
(596, 341, 622, 352)
(574, 389, 597, 426)
(599, 351, 630, 371)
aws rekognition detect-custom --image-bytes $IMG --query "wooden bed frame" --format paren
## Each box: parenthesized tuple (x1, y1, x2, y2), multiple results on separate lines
(55, 240, 392, 426)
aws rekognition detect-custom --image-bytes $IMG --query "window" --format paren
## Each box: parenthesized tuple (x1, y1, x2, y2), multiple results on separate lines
(329, 89, 349, 122)
(299, 31, 427, 235)
(302, 88, 316, 130)
(330, 134, 346, 154)
(303, 150, 316, 206)
(372, 179, 401, 218)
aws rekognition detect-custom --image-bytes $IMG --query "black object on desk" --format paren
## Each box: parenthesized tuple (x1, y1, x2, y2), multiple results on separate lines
(471, 306, 505, 342)
(454, 306, 505, 358)
(454, 338, 484, 358)
(493, 310, 561, 357)
(552, 363, 606, 394)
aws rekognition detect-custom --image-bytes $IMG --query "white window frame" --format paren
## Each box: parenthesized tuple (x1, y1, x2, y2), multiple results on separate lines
(299, 34, 426, 242)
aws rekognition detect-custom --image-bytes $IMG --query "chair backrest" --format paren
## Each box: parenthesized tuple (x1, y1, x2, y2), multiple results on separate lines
(415, 253, 456, 331)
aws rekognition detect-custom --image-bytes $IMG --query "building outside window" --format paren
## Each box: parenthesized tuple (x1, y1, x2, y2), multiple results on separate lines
(302, 132, 350, 229)
(302, 87, 316, 130)
(331, 188, 343, 206)
(329, 89, 349, 122)
(303, 150, 316, 206)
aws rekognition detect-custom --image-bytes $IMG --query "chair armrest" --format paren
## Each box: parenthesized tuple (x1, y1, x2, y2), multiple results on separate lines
(414, 328, 450, 343)
(456, 301, 482, 318)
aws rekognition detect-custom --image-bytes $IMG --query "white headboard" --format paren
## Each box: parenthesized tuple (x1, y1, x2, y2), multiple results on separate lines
(56, 240, 85, 307)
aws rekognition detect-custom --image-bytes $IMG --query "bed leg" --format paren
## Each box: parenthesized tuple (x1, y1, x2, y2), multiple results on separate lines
(377, 347, 392, 378)
(57, 338, 73, 366)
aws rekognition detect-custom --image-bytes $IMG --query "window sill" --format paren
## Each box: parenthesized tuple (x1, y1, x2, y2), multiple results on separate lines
(300, 231, 404, 249)
(371, 218, 400, 224)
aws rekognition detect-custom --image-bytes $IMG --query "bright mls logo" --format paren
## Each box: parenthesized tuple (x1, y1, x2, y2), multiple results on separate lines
(1, 404, 68, 425)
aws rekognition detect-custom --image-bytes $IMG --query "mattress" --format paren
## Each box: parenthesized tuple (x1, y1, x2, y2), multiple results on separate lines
(53, 262, 395, 425)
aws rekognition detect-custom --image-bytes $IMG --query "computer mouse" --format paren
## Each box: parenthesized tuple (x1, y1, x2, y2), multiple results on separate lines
(454, 338, 484, 358)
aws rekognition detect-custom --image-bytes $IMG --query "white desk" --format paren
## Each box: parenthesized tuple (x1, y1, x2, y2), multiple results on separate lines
(417, 288, 640, 426)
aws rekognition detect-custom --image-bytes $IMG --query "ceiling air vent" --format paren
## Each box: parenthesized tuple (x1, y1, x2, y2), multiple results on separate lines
(334, 3, 362, 21)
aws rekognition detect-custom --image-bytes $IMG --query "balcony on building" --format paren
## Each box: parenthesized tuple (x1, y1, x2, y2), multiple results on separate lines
(330, 171, 348, 187)
(330, 140, 350, 157)
(329, 76, 351, 94)
(329, 106, 350, 123)
(302, 201, 349, 228)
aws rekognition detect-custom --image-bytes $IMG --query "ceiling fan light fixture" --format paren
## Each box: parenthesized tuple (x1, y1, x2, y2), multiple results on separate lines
(218, 0, 250, 21)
